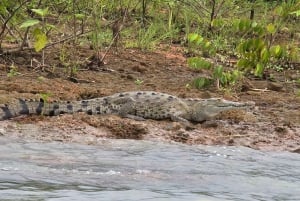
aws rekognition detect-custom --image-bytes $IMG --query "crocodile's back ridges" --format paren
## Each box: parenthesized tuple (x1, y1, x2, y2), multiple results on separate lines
(0, 91, 253, 122)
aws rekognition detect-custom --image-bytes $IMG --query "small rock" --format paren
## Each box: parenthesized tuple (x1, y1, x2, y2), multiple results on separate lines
(267, 82, 283, 91)
(132, 65, 147, 73)
(0, 64, 6, 70)
(126, 74, 135, 80)
(241, 79, 254, 92)
(288, 74, 299, 80)
(282, 120, 292, 127)
(228, 139, 234, 145)
(201, 121, 218, 128)
(292, 148, 300, 154)
(274, 126, 287, 133)
(201, 91, 212, 99)
(15, 57, 26, 64)
(171, 131, 190, 143)
(164, 122, 183, 131)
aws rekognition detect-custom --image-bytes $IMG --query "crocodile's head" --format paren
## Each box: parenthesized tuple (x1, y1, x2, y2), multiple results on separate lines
(190, 98, 255, 122)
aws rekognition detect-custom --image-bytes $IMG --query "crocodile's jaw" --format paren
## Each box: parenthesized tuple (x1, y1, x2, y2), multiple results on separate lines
(191, 99, 254, 122)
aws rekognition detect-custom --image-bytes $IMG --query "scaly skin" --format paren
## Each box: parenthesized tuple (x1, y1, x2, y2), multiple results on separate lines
(0, 91, 254, 122)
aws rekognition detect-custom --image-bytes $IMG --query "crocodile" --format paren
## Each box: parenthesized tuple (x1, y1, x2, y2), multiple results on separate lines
(0, 91, 254, 122)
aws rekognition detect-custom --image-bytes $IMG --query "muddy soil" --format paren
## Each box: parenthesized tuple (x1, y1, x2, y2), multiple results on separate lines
(0, 45, 299, 152)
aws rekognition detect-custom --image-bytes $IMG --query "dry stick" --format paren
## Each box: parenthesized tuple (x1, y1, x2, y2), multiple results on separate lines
(1, 29, 95, 54)
(99, 10, 128, 64)
(98, 26, 122, 64)
(0, 0, 29, 39)
(0, 15, 18, 41)
(20, 27, 30, 50)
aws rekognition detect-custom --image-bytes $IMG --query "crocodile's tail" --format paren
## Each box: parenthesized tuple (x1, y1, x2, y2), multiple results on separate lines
(0, 97, 123, 121)
(0, 99, 77, 120)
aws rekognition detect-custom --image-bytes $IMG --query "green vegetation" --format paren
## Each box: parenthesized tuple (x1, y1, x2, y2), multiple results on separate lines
(39, 92, 52, 115)
(7, 64, 20, 77)
(134, 79, 144, 86)
(0, 0, 299, 90)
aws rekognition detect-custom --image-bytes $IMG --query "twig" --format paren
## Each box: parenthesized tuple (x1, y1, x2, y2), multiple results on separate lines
(249, 88, 271, 92)
(0, 0, 29, 39)
(99, 9, 129, 63)
(1, 29, 94, 54)
(0, 15, 18, 41)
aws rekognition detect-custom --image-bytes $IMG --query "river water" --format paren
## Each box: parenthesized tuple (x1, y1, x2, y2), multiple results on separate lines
(0, 136, 299, 201)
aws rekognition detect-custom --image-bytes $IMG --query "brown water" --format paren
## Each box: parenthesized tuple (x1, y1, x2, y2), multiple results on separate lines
(0, 136, 300, 201)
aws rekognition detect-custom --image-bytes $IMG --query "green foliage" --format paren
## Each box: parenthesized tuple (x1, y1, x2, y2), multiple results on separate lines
(0, 0, 299, 81)
(188, 33, 216, 57)
(33, 28, 48, 52)
(213, 66, 243, 87)
(191, 77, 213, 89)
(7, 65, 20, 77)
(39, 93, 52, 115)
(190, 66, 242, 90)
(19, 7, 53, 52)
(188, 59, 243, 89)
(235, 16, 297, 77)
(290, 10, 300, 16)
(31, 8, 49, 18)
(134, 79, 144, 85)
(187, 57, 212, 70)
(59, 45, 79, 77)
(237, 39, 285, 77)
(20, 19, 40, 28)
(187, 31, 244, 89)
(126, 22, 176, 50)
(39, 93, 52, 103)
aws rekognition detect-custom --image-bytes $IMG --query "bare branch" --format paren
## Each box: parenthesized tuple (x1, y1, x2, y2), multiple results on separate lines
(0, 0, 30, 39)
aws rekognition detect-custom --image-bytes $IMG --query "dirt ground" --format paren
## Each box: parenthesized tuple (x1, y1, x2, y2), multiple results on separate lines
(0, 45, 300, 153)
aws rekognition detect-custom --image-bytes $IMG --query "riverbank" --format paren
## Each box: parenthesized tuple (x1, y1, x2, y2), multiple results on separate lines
(1, 46, 300, 152)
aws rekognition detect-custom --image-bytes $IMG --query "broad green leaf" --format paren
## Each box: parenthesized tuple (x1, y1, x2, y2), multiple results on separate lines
(188, 33, 199, 42)
(270, 45, 282, 57)
(266, 23, 275, 34)
(192, 77, 213, 89)
(220, 74, 228, 85)
(75, 13, 85, 19)
(260, 47, 270, 62)
(20, 19, 40, 28)
(239, 19, 251, 32)
(187, 57, 212, 70)
(204, 41, 211, 48)
(274, 6, 283, 16)
(290, 10, 300, 17)
(232, 70, 242, 80)
(251, 21, 258, 28)
(255, 63, 264, 77)
(253, 38, 265, 50)
(31, 8, 48, 17)
(213, 65, 223, 78)
(196, 36, 204, 45)
(253, 25, 264, 36)
(45, 24, 55, 29)
(237, 58, 251, 71)
(33, 28, 48, 52)
(274, 45, 281, 55)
